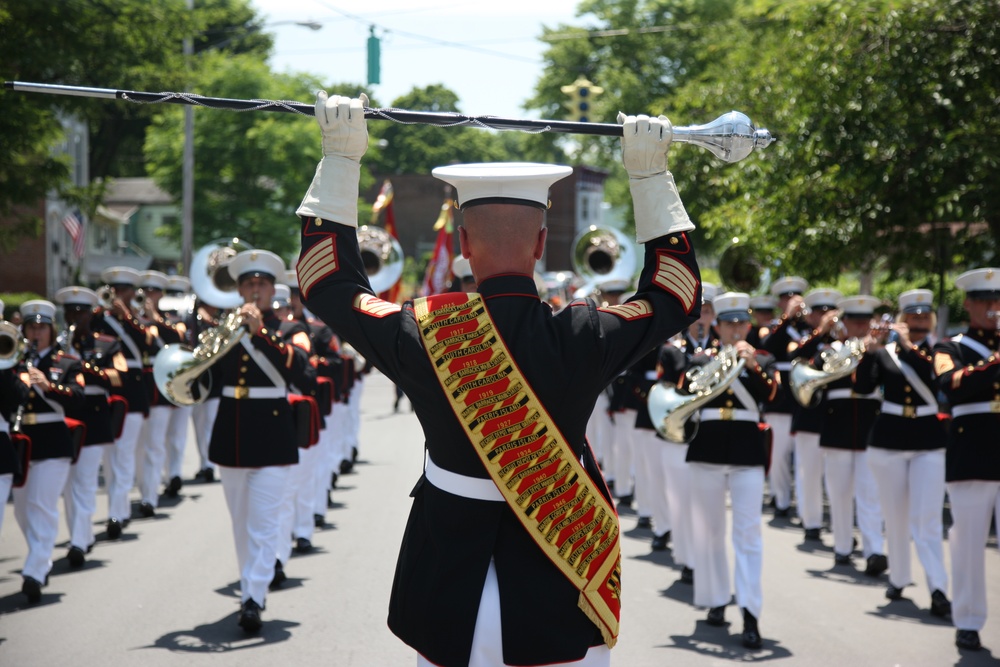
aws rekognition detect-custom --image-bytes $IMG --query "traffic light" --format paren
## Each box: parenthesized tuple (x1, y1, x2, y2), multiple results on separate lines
(560, 77, 603, 123)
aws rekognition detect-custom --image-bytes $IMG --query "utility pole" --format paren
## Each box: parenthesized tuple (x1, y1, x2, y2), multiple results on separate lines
(181, 0, 195, 274)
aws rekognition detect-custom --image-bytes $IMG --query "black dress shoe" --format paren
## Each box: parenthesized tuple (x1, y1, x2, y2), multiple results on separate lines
(955, 629, 982, 651)
(238, 599, 263, 634)
(295, 537, 313, 554)
(340, 459, 354, 475)
(269, 559, 286, 590)
(138, 502, 156, 518)
(680, 566, 694, 585)
(195, 467, 215, 482)
(706, 605, 727, 626)
(351, 446, 358, 462)
(314, 513, 326, 528)
(864, 553, 888, 577)
(885, 583, 904, 600)
(636, 516, 652, 530)
(834, 552, 853, 566)
(616, 494, 634, 509)
(930, 589, 952, 618)
(106, 518, 123, 540)
(330, 472, 338, 489)
(327, 491, 336, 509)
(651, 532, 670, 551)
(741, 608, 762, 649)
(773, 506, 790, 518)
(22, 576, 43, 603)
(67, 546, 86, 568)
(804, 527, 822, 541)
(165, 475, 182, 497)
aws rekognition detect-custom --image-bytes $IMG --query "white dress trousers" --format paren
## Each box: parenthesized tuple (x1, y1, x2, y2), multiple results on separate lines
(586, 391, 612, 467)
(137, 404, 172, 505)
(165, 404, 193, 479)
(313, 426, 335, 515)
(13, 457, 72, 581)
(329, 402, 351, 470)
(0, 472, 12, 538)
(655, 442, 694, 566)
(63, 444, 109, 549)
(688, 462, 765, 619)
(946, 480, 1000, 631)
(764, 412, 795, 510)
(632, 427, 660, 521)
(823, 448, 884, 557)
(346, 376, 364, 456)
(610, 409, 636, 497)
(867, 446, 947, 593)
(191, 396, 220, 472)
(278, 447, 317, 565)
(793, 431, 824, 530)
(104, 411, 144, 521)
(220, 465, 291, 606)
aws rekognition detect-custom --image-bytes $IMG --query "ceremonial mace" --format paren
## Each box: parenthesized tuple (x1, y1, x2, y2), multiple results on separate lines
(5, 81, 774, 163)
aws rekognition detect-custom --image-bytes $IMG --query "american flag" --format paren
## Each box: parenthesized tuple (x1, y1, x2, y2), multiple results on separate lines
(61, 209, 86, 258)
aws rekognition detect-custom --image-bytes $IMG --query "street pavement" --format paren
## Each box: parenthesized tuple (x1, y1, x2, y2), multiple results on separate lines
(1, 370, 998, 666)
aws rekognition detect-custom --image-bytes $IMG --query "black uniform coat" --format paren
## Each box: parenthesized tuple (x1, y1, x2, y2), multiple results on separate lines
(0, 368, 30, 475)
(789, 330, 832, 435)
(762, 317, 812, 415)
(69, 331, 121, 446)
(20, 347, 85, 460)
(92, 310, 153, 415)
(207, 311, 310, 468)
(299, 216, 700, 667)
(854, 340, 947, 451)
(933, 327, 1000, 482)
(817, 343, 880, 450)
(629, 347, 661, 431)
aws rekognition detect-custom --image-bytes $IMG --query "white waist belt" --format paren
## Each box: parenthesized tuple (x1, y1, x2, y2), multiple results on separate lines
(951, 401, 1000, 418)
(644, 370, 658, 381)
(424, 455, 504, 502)
(775, 362, 792, 372)
(222, 386, 286, 400)
(22, 412, 66, 425)
(126, 359, 143, 369)
(0, 415, 8, 432)
(827, 388, 881, 401)
(699, 407, 759, 422)
(881, 402, 937, 418)
(84, 386, 109, 396)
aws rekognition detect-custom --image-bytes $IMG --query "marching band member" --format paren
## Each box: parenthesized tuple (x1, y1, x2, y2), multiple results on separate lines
(760, 276, 809, 518)
(857, 289, 950, 616)
(94, 266, 154, 539)
(1, 328, 31, 540)
(746, 294, 776, 348)
(680, 282, 718, 354)
(12, 300, 84, 603)
(206, 249, 311, 633)
(163, 275, 194, 496)
(296, 93, 701, 666)
(684, 292, 778, 648)
(818, 295, 886, 573)
(55, 287, 122, 567)
(933, 267, 1000, 652)
(190, 300, 223, 483)
(627, 346, 661, 536)
(603, 278, 639, 510)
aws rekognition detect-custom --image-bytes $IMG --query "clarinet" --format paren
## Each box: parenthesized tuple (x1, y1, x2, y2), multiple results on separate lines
(11, 341, 38, 435)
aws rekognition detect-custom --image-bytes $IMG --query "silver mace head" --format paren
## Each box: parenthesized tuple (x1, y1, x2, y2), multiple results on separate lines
(673, 111, 774, 163)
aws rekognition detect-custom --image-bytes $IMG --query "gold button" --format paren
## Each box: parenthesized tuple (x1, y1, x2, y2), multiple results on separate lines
(240, 366, 248, 373)
(261, 328, 268, 335)
(725, 400, 734, 407)
(238, 378, 247, 385)
(958, 427, 964, 434)
(726, 389, 734, 395)
(315, 220, 322, 227)
(242, 354, 250, 361)
(29, 390, 36, 398)
(273, 410, 279, 416)
(905, 398, 912, 404)
(669, 237, 678, 245)
(27, 403, 33, 409)
(904, 386, 911, 393)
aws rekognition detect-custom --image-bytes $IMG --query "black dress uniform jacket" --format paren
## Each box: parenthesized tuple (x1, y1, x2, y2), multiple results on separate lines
(854, 340, 947, 451)
(70, 332, 121, 446)
(817, 344, 880, 450)
(20, 348, 85, 460)
(92, 310, 153, 415)
(762, 317, 812, 415)
(299, 216, 700, 667)
(207, 311, 311, 468)
(0, 368, 30, 475)
(933, 327, 1000, 482)
(629, 347, 661, 431)
(789, 330, 832, 434)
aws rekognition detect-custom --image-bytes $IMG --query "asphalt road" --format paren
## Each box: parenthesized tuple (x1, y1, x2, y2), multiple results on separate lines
(1, 370, 998, 666)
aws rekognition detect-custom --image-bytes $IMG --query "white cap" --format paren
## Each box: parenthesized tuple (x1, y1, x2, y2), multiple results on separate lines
(227, 249, 285, 283)
(166, 276, 191, 294)
(955, 267, 1000, 298)
(770, 276, 808, 297)
(898, 289, 934, 314)
(139, 270, 169, 291)
(284, 269, 299, 290)
(749, 295, 777, 311)
(803, 288, 842, 310)
(0, 298, 4, 318)
(432, 162, 573, 210)
(21, 299, 57, 324)
(101, 266, 141, 287)
(713, 292, 751, 322)
(837, 295, 880, 317)
(55, 286, 99, 308)
(702, 282, 719, 304)
(598, 278, 631, 293)
(451, 256, 473, 280)
(272, 284, 291, 309)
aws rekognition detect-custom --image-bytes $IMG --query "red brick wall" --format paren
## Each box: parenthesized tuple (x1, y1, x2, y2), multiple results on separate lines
(0, 201, 48, 295)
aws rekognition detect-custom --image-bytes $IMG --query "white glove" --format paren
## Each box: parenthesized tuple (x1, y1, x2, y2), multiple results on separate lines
(618, 112, 695, 242)
(296, 91, 370, 227)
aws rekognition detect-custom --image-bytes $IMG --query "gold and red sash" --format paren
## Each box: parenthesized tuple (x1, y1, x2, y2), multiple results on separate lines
(414, 292, 621, 647)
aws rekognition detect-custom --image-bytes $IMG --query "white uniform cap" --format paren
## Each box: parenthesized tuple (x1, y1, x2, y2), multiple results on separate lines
(598, 278, 631, 293)
(451, 256, 473, 280)
(803, 288, 842, 310)
(432, 162, 573, 210)
(101, 266, 142, 287)
(272, 284, 291, 309)
(227, 249, 285, 283)
(55, 286, 99, 308)
(770, 276, 809, 297)
(284, 270, 299, 290)
(166, 276, 191, 294)
(21, 299, 57, 324)
(837, 295, 881, 317)
(898, 289, 934, 314)
(713, 292, 751, 322)
(955, 267, 1000, 298)
(0, 298, 4, 318)
(139, 270, 169, 291)
(702, 282, 719, 305)
(749, 295, 777, 311)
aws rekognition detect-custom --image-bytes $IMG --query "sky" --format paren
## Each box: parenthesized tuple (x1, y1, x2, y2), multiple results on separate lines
(248, 0, 588, 120)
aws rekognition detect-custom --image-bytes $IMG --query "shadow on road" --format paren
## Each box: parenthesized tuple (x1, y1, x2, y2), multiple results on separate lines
(663, 619, 793, 662)
(866, 599, 955, 627)
(805, 565, 886, 588)
(144, 613, 300, 653)
(0, 587, 65, 615)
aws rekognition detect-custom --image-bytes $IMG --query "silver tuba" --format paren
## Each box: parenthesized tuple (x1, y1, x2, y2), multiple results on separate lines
(152, 238, 253, 406)
(0, 320, 28, 370)
(788, 338, 866, 408)
(571, 226, 638, 299)
(647, 346, 746, 443)
(357, 225, 403, 294)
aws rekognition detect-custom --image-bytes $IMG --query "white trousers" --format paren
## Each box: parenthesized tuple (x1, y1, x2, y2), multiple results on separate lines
(166, 405, 193, 479)
(329, 402, 350, 469)
(277, 448, 317, 564)
(0, 473, 12, 538)
(13, 458, 72, 581)
(610, 409, 635, 497)
(689, 462, 764, 619)
(63, 445, 109, 549)
(138, 405, 172, 505)
(946, 480, 1000, 631)
(104, 412, 144, 521)
(346, 376, 364, 454)
(632, 428, 659, 519)
(867, 447, 947, 592)
(191, 397, 220, 472)
(765, 412, 795, 510)
(823, 449, 884, 557)
(655, 443, 694, 566)
(586, 392, 612, 467)
(794, 431, 824, 530)
(313, 426, 335, 515)
(416, 559, 611, 667)
(220, 465, 290, 606)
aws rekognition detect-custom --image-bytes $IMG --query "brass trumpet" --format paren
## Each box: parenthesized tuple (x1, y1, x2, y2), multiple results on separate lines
(0, 320, 28, 370)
